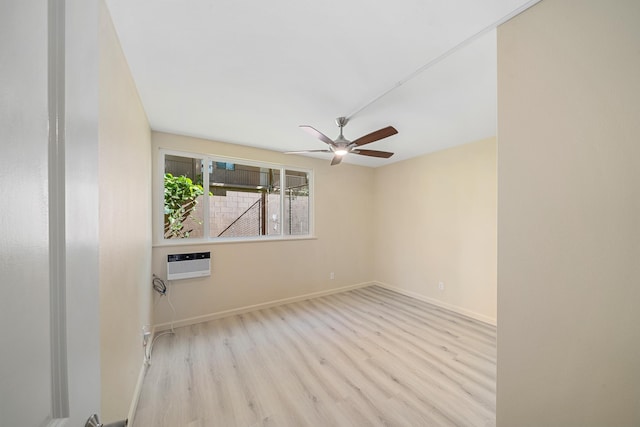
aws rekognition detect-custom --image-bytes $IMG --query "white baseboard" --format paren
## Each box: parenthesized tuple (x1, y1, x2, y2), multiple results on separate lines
(373, 281, 497, 326)
(154, 281, 373, 331)
(126, 340, 151, 426)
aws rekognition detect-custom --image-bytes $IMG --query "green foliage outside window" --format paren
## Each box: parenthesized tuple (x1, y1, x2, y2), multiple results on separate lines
(164, 173, 205, 238)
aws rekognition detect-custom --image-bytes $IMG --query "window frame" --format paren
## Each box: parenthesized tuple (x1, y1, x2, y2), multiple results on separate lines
(156, 149, 314, 245)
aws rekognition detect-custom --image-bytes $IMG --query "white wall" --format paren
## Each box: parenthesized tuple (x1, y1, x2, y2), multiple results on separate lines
(99, 1, 152, 423)
(151, 132, 375, 327)
(373, 138, 497, 323)
(497, 0, 640, 425)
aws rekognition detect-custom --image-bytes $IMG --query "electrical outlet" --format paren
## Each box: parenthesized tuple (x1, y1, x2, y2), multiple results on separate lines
(329, 272, 335, 280)
(438, 282, 445, 291)
(142, 325, 151, 347)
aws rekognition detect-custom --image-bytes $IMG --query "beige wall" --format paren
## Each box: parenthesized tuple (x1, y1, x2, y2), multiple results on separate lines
(497, 0, 640, 425)
(152, 132, 375, 326)
(373, 138, 497, 323)
(99, 2, 152, 423)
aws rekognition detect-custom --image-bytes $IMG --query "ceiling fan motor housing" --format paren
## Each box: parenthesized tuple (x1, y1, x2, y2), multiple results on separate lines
(336, 117, 348, 128)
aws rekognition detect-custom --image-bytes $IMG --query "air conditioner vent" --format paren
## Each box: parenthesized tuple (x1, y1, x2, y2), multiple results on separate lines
(167, 252, 211, 280)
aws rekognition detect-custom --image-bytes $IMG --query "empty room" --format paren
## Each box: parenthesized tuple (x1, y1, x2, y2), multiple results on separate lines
(1, 1, 638, 427)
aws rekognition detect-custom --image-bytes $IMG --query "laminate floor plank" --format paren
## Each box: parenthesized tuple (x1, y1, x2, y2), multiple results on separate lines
(323, 292, 496, 397)
(134, 285, 496, 426)
(355, 288, 496, 356)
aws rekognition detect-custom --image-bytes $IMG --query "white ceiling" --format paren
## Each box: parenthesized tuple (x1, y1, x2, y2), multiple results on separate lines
(105, 0, 539, 167)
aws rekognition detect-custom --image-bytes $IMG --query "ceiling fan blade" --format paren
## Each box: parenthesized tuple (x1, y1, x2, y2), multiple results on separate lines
(353, 149, 394, 159)
(331, 155, 343, 166)
(299, 125, 335, 146)
(352, 126, 398, 147)
(284, 149, 332, 154)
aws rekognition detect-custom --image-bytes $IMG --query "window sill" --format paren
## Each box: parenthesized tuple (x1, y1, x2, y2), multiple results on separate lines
(152, 235, 318, 248)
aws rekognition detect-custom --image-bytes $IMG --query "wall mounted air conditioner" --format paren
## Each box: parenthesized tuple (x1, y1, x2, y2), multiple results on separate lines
(167, 252, 211, 280)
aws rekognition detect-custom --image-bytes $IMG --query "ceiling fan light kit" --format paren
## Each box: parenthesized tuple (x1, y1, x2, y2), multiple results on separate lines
(285, 117, 398, 166)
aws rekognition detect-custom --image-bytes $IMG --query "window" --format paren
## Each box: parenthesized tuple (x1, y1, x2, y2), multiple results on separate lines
(161, 151, 311, 242)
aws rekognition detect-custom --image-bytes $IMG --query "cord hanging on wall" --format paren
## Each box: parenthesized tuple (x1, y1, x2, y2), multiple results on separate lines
(152, 275, 167, 295)
(146, 275, 176, 366)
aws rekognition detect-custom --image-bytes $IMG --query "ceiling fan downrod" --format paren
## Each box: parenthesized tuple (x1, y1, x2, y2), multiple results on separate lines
(335, 117, 349, 144)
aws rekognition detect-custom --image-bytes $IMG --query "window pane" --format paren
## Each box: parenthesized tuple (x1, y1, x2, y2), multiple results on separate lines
(161, 152, 312, 242)
(164, 155, 205, 239)
(209, 163, 281, 238)
(266, 176, 281, 236)
(284, 170, 309, 235)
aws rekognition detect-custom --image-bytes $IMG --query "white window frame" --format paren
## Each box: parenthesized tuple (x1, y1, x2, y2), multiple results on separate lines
(157, 149, 314, 245)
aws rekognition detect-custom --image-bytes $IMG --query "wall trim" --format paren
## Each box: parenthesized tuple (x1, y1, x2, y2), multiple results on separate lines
(48, 0, 69, 419)
(126, 358, 147, 425)
(126, 347, 151, 426)
(154, 282, 374, 331)
(373, 281, 497, 326)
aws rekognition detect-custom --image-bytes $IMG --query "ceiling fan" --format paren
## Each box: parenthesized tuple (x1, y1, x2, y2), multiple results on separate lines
(285, 117, 398, 166)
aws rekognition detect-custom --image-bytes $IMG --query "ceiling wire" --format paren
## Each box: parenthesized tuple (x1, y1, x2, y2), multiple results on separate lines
(345, 0, 542, 121)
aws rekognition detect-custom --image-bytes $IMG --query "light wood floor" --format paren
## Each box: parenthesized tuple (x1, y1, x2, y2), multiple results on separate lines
(134, 285, 496, 427)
